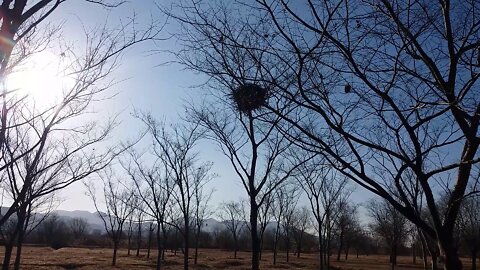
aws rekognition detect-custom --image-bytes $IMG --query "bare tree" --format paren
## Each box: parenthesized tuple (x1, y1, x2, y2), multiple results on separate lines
(135, 208, 144, 257)
(295, 156, 351, 270)
(457, 194, 480, 270)
(87, 169, 136, 266)
(218, 200, 245, 259)
(270, 185, 299, 265)
(139, 115, 214, 270)
(368, 199, 409, 270)
(0, 0, 128, 159)
(184, 82, 304, 270)
(0, 16, 159, 266)
(122, 147, 174, 270)
(0, 185, 57, 270)
(280, 186, 300, 263)
(270, 189, 284, 265)
(69, 217, 89, 243)
(335, 202, 360, 261)
(193, 173, 214, 265)
(291, 206, 310, 259)
(166, 1, 480, 268)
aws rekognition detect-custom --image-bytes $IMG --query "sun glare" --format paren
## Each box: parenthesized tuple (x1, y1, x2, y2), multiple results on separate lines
(6, 51, 75, 109)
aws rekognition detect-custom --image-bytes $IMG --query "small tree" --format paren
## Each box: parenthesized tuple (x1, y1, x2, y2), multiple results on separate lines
(69, 217, 89, 243)
(139, 115, 214, 270)
(457, 194, 480, 270)
(87, 169, 136, 266)
(122, 147, 174, 270)
(218, 200, 245, 259)
(335, 202, 360, 261)
(368, 199, 409, 270)
(291, 206, 310, 259)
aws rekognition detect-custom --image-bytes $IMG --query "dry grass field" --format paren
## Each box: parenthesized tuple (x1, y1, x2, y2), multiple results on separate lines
(0, 246, 475, 269)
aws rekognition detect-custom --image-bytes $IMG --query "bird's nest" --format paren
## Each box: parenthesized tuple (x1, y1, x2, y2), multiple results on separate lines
(231, 83, 268, 114)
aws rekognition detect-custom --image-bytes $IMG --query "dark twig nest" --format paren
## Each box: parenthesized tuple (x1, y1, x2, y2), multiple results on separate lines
(231, 83, 268, 114)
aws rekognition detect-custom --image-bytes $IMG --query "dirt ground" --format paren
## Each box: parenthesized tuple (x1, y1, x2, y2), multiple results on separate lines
(0, 246, 475, 269)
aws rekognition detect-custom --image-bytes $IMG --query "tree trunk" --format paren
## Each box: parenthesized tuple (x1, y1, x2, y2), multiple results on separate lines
(413, 243, 416, 264)
(345, 246, 349, 261)
(147, 224, 153, 259)
(325, 219, 331, 269)
(13, 208, 27, 270)
(13, 232, 25, 270)
(273, 223, 280, 265)
(420, 232, 429, 270)
(438, 234, 462, 270)
(337, 231, 344, 261)
(183, 216, 189, 270)
(296, 232, 302, 258)
(432, 253, 438, 270)
(233, 235, 238, 259)
(250, 200, 260, 270)
(471, 248, 477, 270)
(128, 231, 132, 256)
(162, 225, 168, 260)
(112, 240, 118, 266)
(155, 225, 162, 270)
(391, 244, 397, 270)
(2, 240, 15, 270)
(136, 221, 142, 257)
(285, 230, 290, 263)
(318, 221, 324, 270)
(194, 225, 200, 265)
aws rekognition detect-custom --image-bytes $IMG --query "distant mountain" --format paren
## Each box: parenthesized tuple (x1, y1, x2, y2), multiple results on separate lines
(54, 210, 105, 232)
(1, 207, 279, 235)
(201, 218, 226, 233)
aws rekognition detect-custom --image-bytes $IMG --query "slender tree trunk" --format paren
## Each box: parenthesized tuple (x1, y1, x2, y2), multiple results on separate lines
(112, 240, 119, 266)
(155, 225, 162, 270)
(326, 218, 331, 269)
(337, 231, 344, 261)
(431, 252, 438, 270)
(250, 200, 260, 270)
(127, 232, 132, 256)
(147, 224, 153, 259)
(2, 239, 15, 270)
(127, 219, 133, 256)
(194, 225, 200, 265)
(391, 244, 397, 270)
(273, 222, 280, 265)
(233, 235, 238, 259)
(286, 230, 290, 263)
(296, 232, 303, 258)
(136, 221, 142, 257)
(13, 231, 25, 270)
(183, 216, 189, 270)
(13, 208, 27, 270)
(413, 243, 416, 264)
(162, 225, 168, 260)
(471, 248, 477, 270)
(345, 246, 349, 261)
(318, 221, 324, 270)
(420, 232, 429, 270)
(259, 229, 264, 261)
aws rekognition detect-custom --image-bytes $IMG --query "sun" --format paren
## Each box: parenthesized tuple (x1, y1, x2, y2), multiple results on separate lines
(6, 51, 75, 109)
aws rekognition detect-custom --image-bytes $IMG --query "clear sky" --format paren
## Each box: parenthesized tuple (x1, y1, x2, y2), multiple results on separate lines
(46, 0, 250, 212)
(18, 0, 373, 217)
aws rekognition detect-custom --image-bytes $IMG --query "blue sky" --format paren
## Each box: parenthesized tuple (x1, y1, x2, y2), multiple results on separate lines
(26, 0, 374, 219)
(49, 1, 250, 212)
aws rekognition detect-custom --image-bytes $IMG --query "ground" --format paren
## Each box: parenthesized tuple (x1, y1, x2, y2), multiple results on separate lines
(0, 247, 475, 269)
